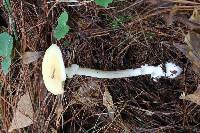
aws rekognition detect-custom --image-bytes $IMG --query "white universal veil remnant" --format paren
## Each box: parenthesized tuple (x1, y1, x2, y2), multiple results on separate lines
(42, 44, 182, 95)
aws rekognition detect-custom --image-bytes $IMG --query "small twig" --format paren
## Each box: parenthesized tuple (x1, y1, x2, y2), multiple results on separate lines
(117, 0, 143, 13)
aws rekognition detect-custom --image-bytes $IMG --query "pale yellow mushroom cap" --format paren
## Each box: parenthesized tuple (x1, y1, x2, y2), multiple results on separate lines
(42, 44, 66, 95)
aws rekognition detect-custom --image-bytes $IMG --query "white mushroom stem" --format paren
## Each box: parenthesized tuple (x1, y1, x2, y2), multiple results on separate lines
(65, 62, 182, 79)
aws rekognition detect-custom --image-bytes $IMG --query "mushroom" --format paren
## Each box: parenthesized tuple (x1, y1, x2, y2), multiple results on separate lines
(42, 44, 182, 95)
(42, 44, 66, 95)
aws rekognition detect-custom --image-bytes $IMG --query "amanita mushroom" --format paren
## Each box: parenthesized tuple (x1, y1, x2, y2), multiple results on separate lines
(42, 44, 182, 95)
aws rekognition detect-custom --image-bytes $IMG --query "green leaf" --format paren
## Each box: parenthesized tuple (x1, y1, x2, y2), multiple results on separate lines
(1, 57, 11, 74)
(58, 11, 68, 25)
(54, 25, 70, 40)
(95, 0, 113, 7)
(0, 32, 13, 75)
(3, 0, 12, 12)
(0, 32, 13, 57)
(54, 11, 70, 40)
(3, 0, 18, 41)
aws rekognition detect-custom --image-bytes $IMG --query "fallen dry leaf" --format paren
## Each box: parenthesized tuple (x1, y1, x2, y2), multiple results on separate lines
(180, 85, 200, 105)
(103, 88, 115, 120)
(146, 0, 172, 6)
(179, 8, 200, 75)
(180, 93, 200, 105)
(184, 31, 200, 56)
(9, 92, 34, 132)
(173, 43, 188, 55)
(22, 51, 43, 64)
(175, 33, 200, 75)
(189, 8, 200, 24)
(163, 5, 178, 26)
(186, 8, 200, 53)
(72, 79, 102, 107)
(50, 127, 57, 133)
